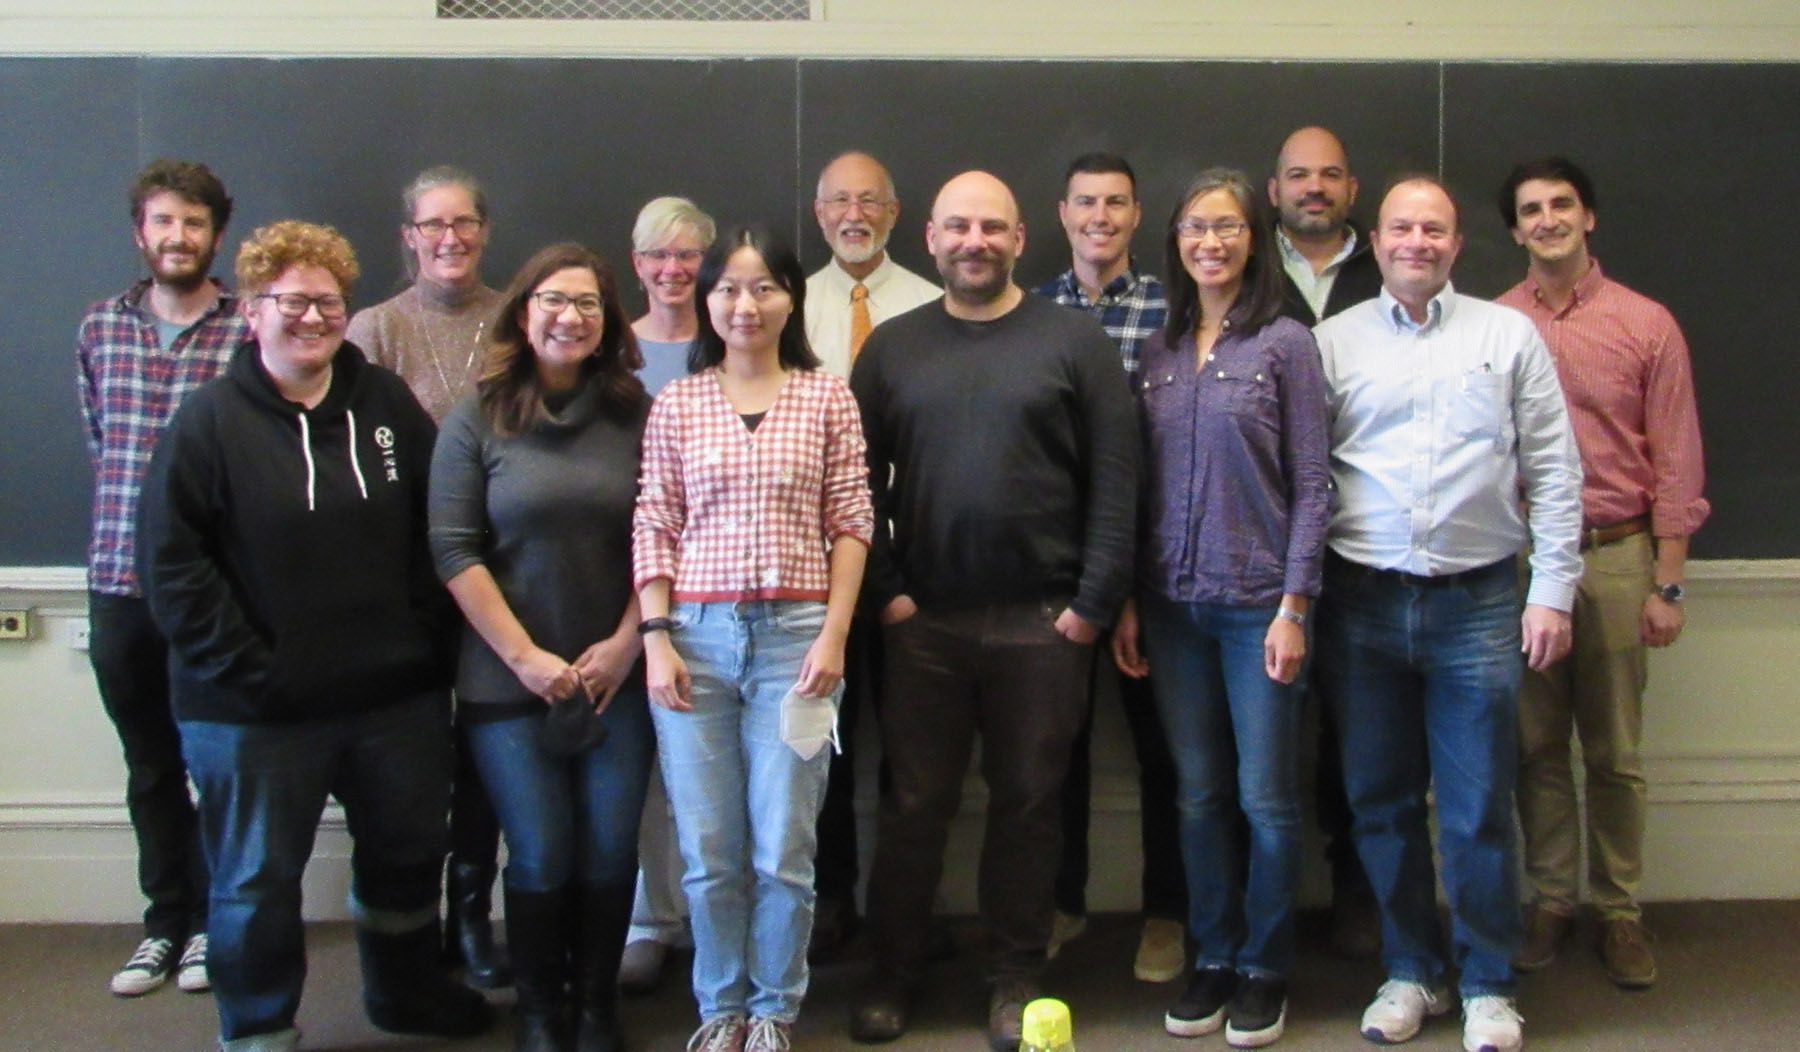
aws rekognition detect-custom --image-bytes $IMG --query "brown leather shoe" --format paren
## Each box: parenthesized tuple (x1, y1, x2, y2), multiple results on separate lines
(849, 970, 914, 1044)
(1513, 904, 1573, 972)
(1599, 917, 1657, 989)
(987, 976, 1040, 1052)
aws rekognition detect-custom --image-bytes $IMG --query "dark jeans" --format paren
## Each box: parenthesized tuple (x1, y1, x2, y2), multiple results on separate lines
(181, 693, 453, 1044)
(465, 685, 655, 893)
(813, 614, 883, 906)
(1314, 555, 1524, 997)
(1055, 650, 1185, 921)
(88, 590, 208, 941)
(865, 601, 1092, 981)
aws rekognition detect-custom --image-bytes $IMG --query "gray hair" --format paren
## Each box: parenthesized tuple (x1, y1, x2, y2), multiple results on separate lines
(632, 196, 717, 253)
(401, 165, 488, 223)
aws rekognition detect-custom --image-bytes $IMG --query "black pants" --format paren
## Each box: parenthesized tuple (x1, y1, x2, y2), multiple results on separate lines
(88, 591, 208, 940)
(866, 602, 1092, 981)
(812, 615, 883, 905)
(1056, 660, 1187, 921)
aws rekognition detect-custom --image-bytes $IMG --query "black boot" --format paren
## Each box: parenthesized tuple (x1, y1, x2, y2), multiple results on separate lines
(507, 885, 575, 1052)
(447, 859, 514, 988)
(572, 880, 635, 1052)
(357, 921, 494, 1038)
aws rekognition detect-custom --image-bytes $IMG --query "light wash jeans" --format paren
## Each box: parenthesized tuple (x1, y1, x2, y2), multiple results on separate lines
(652, 600, 836, 1023)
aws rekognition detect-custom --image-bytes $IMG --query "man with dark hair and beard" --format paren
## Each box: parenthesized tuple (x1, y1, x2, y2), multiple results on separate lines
(77, 158, 247, 999)
(848, 170, 1139, 1052)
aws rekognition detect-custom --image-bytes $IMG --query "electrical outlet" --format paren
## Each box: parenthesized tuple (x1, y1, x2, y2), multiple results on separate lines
(0, 609, 29, 640)
(64, 618, 91, 652)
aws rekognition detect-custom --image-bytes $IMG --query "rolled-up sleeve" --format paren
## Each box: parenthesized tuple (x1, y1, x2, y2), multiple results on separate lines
(820, 379, 874, 548)
(631, 392, 686, 591)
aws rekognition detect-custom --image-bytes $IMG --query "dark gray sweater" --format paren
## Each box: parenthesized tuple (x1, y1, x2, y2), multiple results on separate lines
(849, 294, 1139, 627)
(428, 377, 645, 706)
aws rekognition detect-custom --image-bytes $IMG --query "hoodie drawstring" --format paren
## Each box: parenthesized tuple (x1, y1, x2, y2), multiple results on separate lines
(298, 414, 318, 512)
(297, 410, 370, 510)
(345, 409, 369, 500)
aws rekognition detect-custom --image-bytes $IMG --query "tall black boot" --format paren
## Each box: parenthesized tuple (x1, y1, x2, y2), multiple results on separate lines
(448, 859, 514, 988)
(356, 920, 494, 1038)
(573, 879, 635, 1052)
(507, 885, 574, 1052)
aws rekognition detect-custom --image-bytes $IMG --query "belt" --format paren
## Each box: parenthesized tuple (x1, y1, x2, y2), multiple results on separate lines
(1581, 516, 1650, 551)
(1325, 550, 1510, 589)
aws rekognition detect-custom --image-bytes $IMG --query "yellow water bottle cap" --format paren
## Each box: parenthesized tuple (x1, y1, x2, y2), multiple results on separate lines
(1021, 997, 1072, 1047)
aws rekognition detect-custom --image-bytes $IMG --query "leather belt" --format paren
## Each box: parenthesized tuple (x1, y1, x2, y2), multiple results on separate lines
(1325, 550, 1510, 589)
(1581, 516, 1650, 551)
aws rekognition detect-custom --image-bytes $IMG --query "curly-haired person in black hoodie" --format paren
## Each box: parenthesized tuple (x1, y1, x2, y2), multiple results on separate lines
(138, 220, 491, 1052)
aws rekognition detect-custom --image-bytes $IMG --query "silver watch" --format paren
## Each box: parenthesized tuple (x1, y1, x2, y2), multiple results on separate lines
(1657, 582, 1685, 603)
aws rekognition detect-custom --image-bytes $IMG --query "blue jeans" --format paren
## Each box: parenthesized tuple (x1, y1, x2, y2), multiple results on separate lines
(652, 600, 835, 1023)
(465, 684, 655, 892)
(1314, 556, 1524, 997)
(180, 693, 452, 1048)
(1140, 594, 1303, 978)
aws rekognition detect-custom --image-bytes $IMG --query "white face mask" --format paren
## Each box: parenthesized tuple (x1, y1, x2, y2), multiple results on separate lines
(779, 682, 841, 761)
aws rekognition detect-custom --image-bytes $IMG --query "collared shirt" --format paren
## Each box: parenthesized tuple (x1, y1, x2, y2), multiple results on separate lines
(1035, 264, 1168, 377)
(1313, 284, 1584, 611)
(1497, 261, 1709, 538)
(76, 279, 247, 596)
(1277, 226, 1358, 321)
(1136, 317, 1332, 605)
(804, 255, 941, 380)
(633, 368, 874, 602)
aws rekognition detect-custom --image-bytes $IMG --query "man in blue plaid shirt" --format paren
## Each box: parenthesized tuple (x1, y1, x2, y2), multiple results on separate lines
(1033, 151, 1186, 986)
(76, 159, 247, 1000)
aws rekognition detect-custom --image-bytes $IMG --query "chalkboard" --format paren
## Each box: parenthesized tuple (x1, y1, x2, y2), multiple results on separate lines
(3, 57, 1792, 563)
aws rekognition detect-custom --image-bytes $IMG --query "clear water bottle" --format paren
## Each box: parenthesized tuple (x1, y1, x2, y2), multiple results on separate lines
(1020, 996, 1075, 1052)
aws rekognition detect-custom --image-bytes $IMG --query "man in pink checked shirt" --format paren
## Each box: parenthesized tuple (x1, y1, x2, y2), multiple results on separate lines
(1495, 157, 1709, 992)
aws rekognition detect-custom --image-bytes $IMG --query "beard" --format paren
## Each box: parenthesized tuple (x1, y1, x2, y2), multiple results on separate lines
(830, 224, 889, 266)
(1279, 196, 1347, 238)
(938, 250, 1011, 304)
(141, 240, 215, 293)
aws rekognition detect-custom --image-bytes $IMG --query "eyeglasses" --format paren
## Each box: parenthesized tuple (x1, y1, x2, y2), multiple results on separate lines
(818, 194, 894, 215)
(639, 248, 704, 264)
(531, 290, 605, 317)
(411, 216, 485, 240)
(257, 292, 348, 319)
(1176, 218, 1249, 241)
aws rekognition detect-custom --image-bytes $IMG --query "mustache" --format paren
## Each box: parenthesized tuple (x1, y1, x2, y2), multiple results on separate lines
(951, 248, 1001, 264)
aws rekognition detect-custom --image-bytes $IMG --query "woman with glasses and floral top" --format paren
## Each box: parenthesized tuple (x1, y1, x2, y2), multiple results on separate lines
(1110, 169, 1332, 1049)
(633, 225, 873, 1052)
(429, 243, 656, 1052)
(345, 166, 513, 991)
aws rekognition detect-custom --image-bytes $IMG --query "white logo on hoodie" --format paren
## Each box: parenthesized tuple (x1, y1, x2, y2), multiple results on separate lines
(374, 426, 400, 482)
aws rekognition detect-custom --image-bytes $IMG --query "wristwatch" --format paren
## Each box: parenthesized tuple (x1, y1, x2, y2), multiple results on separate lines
(1656, 582, 1686, 603)
(1275, 607, 1307, 627)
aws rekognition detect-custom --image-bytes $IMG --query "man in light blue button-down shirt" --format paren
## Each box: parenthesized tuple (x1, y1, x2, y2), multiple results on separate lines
(1310, 176, 1582, 1052)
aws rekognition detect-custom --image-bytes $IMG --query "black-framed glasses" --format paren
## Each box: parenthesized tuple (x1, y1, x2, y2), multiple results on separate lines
(411, 216, 485, 240)
(1176, 218, 1249, 241)
(256, 292, 348, 319)
(531, 290, 605, 317)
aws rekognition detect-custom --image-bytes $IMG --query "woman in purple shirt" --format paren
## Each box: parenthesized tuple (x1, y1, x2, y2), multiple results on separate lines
(1111, 168, 1331, 1049)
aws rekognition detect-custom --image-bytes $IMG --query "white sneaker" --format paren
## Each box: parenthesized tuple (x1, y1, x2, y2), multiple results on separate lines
(1360, 978, 1450, 1043)
(176, 933, 210, 992)
(110, 937, 175, 997)
(1133, 917, 1186, 982)
(1461, 995, 1523, 1052)
(1046, 910, 1087, 961)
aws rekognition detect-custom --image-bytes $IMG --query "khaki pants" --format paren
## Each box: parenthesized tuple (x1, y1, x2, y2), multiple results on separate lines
(1518, 531, 1653, 919)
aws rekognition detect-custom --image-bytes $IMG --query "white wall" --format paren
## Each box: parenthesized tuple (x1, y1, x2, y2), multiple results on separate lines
(3, 0, 1798, 921)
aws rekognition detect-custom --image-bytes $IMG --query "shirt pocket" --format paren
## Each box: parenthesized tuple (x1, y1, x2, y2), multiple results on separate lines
(1453, 371, 1511, 452)
(1206, 360, 1278, 424)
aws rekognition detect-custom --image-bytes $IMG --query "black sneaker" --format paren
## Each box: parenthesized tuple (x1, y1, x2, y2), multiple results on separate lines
(1165, 966, 1237, 1037)
(1225, 975, 1288, 1048)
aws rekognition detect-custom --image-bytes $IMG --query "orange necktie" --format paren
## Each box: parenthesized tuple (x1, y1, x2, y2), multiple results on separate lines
(850, 282, 872, 360)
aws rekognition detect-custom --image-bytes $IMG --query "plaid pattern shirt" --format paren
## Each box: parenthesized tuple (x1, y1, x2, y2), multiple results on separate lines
(1035, 264, 1168, 378)
(633, 368, 874, 602)
(77, 280, 247, 595)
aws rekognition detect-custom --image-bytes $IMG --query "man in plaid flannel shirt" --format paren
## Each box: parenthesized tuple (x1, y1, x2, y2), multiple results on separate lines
(1032, 151, 1187, 986)
(76, 159, 247, 999)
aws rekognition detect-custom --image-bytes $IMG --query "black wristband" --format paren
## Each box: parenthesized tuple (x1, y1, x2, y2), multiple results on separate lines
(637, 616, 675, 636)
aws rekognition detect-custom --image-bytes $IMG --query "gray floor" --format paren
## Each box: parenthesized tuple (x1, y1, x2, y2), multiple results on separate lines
(3, 903, 1797, 1051)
